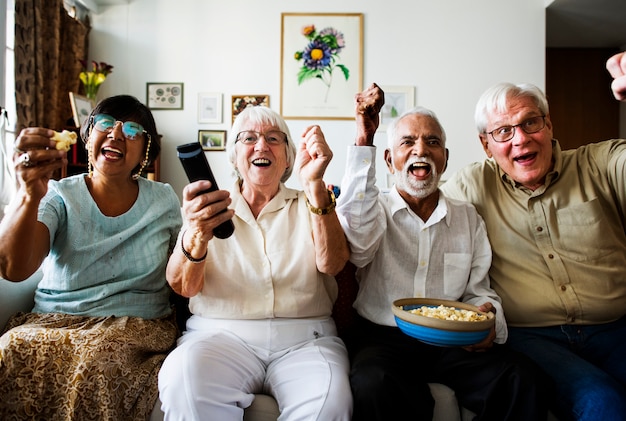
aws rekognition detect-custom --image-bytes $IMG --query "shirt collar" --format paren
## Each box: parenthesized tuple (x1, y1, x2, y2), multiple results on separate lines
(389, 186, 449, 228)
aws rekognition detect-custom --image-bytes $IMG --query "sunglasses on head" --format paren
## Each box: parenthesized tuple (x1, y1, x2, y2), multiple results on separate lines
(92, 114, 146, 140)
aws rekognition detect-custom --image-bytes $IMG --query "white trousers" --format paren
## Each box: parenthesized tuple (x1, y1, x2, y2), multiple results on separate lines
(158, 316, 352, 421)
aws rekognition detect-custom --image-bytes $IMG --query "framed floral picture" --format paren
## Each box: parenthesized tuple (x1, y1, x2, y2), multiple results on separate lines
(378, 85, 416, 132)
(146, 82, 184, 110)
(198, 92, 222, 124)
(231, 95, 270, 123)
(198, 130, 227, 151)
(280, 13, 363, 120)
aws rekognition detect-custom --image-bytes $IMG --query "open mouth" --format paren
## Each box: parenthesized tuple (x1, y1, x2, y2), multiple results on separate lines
(409, 162, 431, 178)
(252, 158, 271, 167)
(101, 146, 123, 160)
(513, 152, 537, 164)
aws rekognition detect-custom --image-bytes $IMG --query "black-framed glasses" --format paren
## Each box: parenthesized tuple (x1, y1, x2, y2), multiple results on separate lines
(235, 130, 287, 145)
(487, 115, 546, 143)
(92, 114, 147, 140)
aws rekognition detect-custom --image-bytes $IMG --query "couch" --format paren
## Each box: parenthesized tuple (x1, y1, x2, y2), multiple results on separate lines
(2, 263, 553, 421)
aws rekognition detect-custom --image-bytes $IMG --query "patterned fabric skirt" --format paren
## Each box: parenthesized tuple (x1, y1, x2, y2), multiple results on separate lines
(0, 311, 178, 421)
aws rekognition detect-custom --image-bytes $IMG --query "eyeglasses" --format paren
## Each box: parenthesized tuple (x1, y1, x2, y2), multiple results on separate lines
(487, 115, 546, 143)
(92, 114, 147, 140)
(235, 130, 287, 145)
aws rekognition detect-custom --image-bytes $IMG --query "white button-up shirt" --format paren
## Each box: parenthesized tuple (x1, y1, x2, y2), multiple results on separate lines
(336, 146, 507, 342)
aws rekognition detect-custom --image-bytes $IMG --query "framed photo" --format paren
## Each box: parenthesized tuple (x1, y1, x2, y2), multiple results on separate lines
(198, 130, 226, 151)
(231, 95, 269, 123)
(68, 92, 94, 128)
(280, 13, 363, 120)
(146, 82, 184, 110)
(198, 92, 222, 123)
(378, 85, 416, 131)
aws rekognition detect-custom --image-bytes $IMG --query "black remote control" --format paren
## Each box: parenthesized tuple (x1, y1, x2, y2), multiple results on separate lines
(176, 142, 235, 239)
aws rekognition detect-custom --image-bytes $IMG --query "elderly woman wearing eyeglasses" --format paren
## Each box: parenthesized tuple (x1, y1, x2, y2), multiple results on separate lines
(158, 105, 352, 420)
(0, 95, 182, 420)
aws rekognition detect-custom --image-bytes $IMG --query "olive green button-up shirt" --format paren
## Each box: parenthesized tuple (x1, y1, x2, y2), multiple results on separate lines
(442, 139, 626, 327)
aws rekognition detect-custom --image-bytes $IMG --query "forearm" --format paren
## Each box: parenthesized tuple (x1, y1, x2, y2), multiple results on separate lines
(311, 211, 350, 275)
(0, 191, 49, 280)
(302, 180, 349, 275)
(166, 229, 207, 297)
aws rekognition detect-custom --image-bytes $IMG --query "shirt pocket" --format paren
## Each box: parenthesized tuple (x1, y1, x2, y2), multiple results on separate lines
(443, 253, 472, 298)
(555, 198, 619, 261)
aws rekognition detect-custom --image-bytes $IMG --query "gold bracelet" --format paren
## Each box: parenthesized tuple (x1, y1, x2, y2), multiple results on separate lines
(306, 189, 336, 215)
(180, 229, 207, 263)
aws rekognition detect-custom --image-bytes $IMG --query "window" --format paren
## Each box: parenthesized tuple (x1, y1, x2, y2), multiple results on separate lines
(1, 0, 16, 217)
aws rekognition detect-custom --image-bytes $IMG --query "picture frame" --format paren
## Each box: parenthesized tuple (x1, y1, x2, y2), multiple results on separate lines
(198, 130, 227, 151)
(198, 92, 222, 124)
(231, 95, 270, 123)
(68, 92, 94, 128)
(378, 85, 416, 131)
(146, 82, 184, 110)
(280, 13, 363, 120)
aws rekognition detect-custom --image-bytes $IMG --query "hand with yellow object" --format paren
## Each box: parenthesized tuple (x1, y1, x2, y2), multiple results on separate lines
(52, 130, 78, 152)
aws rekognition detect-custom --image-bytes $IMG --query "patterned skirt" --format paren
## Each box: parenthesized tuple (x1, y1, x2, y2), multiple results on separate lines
(0, 311, 178, 421)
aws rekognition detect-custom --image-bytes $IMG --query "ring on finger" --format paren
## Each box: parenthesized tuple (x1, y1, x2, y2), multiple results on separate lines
(19, 152, 34, 167)
(14, 146, 25, 154)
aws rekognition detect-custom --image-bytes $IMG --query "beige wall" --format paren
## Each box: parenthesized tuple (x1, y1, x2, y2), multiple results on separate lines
(89, 0, 546, 199)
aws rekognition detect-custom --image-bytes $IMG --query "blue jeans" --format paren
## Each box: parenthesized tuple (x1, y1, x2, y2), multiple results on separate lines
(508, 317, 626, 421)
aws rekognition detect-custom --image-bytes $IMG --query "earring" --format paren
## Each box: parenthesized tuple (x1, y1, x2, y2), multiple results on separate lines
(86, 122, 94, 178)
(132, 134, 152, 180)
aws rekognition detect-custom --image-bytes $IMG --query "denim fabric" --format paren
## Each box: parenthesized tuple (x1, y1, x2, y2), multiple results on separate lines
(508, 317, 626, 421)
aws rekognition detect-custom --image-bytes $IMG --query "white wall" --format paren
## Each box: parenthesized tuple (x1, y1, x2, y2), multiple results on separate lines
(88, 0, 546, 200)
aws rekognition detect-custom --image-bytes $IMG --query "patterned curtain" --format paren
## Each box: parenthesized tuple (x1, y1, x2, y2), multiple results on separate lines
(14, 0, 90, 131)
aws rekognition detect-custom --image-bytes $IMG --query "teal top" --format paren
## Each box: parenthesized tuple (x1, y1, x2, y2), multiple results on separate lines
(33, 175, 182, 319)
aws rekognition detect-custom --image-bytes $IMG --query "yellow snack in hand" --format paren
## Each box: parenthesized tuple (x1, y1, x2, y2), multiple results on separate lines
(52, 130, 78, 152)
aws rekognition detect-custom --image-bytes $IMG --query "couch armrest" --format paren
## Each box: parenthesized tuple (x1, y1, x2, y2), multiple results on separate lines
(0, 270, 42, 329)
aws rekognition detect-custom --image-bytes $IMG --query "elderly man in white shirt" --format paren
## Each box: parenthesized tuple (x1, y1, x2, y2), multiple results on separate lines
(335, 84, 552, 421)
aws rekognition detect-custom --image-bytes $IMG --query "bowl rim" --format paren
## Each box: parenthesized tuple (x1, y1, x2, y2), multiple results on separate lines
(392, 298, 495, 332)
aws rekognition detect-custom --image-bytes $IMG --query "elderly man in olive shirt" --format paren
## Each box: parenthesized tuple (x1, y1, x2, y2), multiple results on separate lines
(441, 51, 626, 421)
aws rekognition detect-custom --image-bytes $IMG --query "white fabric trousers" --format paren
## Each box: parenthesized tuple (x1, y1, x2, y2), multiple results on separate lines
(158, 316, 352, 421)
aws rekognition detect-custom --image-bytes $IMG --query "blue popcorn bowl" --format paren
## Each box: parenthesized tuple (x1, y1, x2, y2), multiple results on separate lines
(392, 298, 495, 347)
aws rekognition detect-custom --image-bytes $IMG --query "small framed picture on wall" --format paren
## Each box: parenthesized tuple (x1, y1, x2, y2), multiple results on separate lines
(198, 130, 227, 151)
(198, 92, 222, 123)
(146, 82, 184, 110)
(231, 95, 269, 122)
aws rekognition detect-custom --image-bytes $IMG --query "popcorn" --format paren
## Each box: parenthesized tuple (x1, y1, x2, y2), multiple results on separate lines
(407, 304, 488, 322)
(52, 130, 78, 152)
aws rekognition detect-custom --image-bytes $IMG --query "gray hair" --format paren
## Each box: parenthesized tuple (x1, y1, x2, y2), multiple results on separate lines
(386, 106, 447, 149)
(474, 82, 549, 134)
(226, 106, 297, 183)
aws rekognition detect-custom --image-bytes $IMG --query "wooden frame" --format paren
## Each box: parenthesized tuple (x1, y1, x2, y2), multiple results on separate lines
(198, 92, 222, 123)
(378, 85, 416, 131)
(231, 95, 269, 123)
(280, 13, 363, 120)
(69, 92, 93, 128)
(198, 130, 226, 151)
(146, 82, 184, 110)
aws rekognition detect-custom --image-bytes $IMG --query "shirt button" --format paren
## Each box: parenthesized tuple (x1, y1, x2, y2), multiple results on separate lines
(420, 261, 427, 267)
(357, 192, 365, 200)
(363, 158, 370, 164)
(536, 226, 543, 232)
(560, 285, 567, 291)
(548, 254, 554, 259)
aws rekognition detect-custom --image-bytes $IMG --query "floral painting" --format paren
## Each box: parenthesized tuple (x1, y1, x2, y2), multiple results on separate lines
(281, 13, 363, 120)
(231, 95, 269, 123)
(294, 25, 349, 102)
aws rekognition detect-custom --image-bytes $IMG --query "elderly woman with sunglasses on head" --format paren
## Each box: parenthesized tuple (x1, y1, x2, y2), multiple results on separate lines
(0, 95, 182, 420)
(158, 106, 352, 420)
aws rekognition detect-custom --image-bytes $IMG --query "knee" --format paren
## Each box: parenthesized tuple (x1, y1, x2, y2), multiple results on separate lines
(350, 364, 387, 398)
(568, 380, 626, 420)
